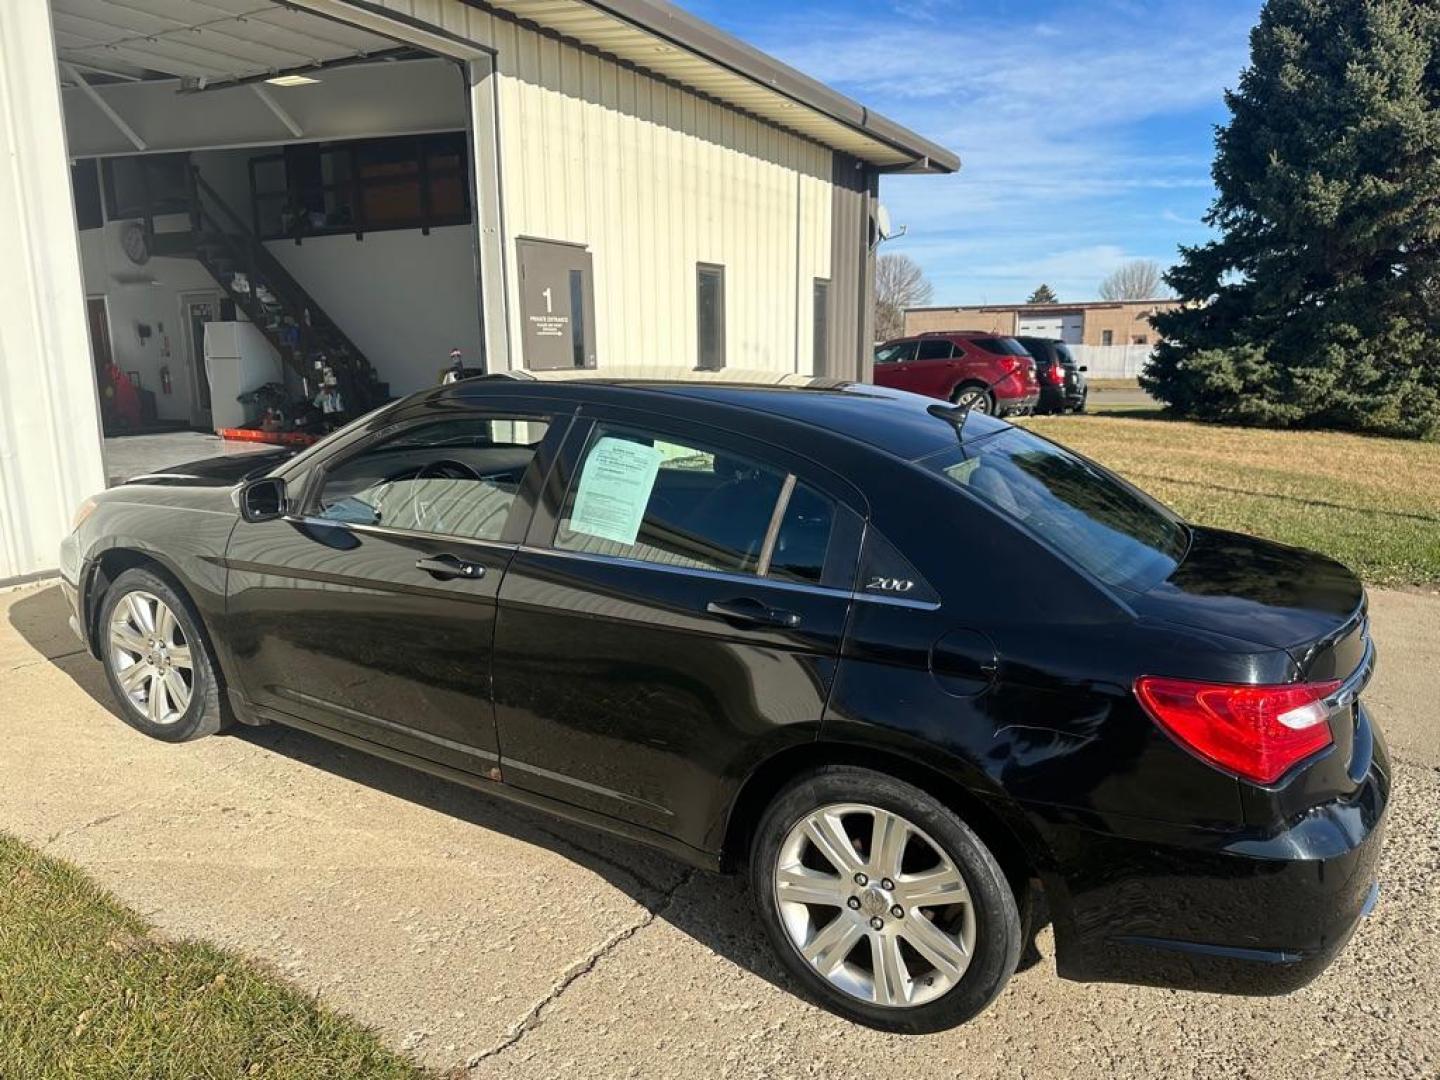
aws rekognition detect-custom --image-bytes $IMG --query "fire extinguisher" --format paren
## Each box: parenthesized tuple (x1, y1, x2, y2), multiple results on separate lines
(160, 365, 173, 395)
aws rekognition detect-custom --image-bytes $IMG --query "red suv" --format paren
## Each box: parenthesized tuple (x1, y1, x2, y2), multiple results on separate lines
(872, 332, 1041, 416)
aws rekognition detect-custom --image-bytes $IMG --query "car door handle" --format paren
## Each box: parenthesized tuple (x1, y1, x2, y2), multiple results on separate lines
(705, 598, 801, 629)
(415, 554, 486, 581)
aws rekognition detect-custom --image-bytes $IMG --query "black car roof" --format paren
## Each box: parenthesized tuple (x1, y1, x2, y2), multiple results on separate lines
(443, 375, 1010, 462)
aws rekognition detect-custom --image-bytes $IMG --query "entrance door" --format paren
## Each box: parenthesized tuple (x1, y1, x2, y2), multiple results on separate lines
(85, 296, 114, 379)
(516, 239, 596, 370)
(180, 292, 220, 429)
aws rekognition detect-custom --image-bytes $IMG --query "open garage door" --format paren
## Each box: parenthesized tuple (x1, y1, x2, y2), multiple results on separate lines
(53, 0, 492, 439)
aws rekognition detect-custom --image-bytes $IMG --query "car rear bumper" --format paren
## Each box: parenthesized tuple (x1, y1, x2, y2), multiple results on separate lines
(1038, 733, 1389, 995)
(1038, 384, 1086, 412)
(996, 387, 1041, 416)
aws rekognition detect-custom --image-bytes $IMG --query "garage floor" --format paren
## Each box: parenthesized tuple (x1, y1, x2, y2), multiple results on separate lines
(1, 582, 1436, 1077)
(103, 432, 274, 487)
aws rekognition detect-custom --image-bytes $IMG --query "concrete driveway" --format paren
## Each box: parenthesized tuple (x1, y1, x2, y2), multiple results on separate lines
(2, 583, 1436, 1078)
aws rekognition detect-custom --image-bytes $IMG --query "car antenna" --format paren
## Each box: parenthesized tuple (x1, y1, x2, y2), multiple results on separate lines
(925, 373, 1004, 436)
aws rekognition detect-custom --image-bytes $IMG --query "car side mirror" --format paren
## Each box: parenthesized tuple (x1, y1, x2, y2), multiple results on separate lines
(1078, 365, 1089, 373)
(238, 476, 287, 522)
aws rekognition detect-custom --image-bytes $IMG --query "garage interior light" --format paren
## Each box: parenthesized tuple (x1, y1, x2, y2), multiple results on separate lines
(265, 74, 321, 87)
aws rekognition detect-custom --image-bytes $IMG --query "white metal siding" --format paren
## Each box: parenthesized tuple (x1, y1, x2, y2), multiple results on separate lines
(0, 1, 106, 584)
(361, 0, 836, 375)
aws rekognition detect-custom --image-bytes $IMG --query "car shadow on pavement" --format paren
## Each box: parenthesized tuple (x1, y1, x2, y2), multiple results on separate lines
(9, 583, 1047, 1013)
(5, 584, 810, 1005)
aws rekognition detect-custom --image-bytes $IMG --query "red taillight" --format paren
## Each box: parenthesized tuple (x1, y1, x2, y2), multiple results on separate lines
(1133, 677, 1342, 784)
(1046, 364, 1065, 385)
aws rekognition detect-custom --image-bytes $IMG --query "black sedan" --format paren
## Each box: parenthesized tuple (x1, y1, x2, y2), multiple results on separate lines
(60, 374, 1386, 1032)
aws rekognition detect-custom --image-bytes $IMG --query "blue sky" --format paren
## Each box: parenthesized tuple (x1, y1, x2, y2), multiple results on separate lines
(682, 0, 1262, 305)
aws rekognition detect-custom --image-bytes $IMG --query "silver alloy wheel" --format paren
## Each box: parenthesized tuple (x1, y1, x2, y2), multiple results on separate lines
(107, 591, 194, 725)
(774, 803, 977, 1009)
(955, 389, 990, 414)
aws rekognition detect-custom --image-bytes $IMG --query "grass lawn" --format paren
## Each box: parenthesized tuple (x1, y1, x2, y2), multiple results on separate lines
(1022, 412, 1440, 587)
(0, 834, 427, 1080)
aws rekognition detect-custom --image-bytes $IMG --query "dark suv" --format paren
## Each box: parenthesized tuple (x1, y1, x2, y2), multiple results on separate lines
(873, 331, 1041, 416)
(1015, 336, 1088, 414)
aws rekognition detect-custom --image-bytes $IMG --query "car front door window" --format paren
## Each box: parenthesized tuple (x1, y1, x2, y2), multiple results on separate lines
(314, 417, 550, 541)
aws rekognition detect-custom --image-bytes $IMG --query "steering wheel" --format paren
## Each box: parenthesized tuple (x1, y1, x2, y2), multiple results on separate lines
(416, 458, 483, 483)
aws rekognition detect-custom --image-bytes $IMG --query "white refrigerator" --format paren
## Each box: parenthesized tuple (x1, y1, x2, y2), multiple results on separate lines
(202, 321, 284, 432)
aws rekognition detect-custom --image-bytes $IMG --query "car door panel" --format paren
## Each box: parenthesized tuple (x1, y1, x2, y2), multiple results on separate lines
(225, 520, 514, 773)
(494, 552, 847, 840)
(221, 407, 569, 775)
(491, 414, 864, 851)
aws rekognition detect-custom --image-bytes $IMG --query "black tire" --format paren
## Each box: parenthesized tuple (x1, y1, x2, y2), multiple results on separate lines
(750, 766, 1021, 1033)
(1073, 390, 1088, 414)
(97, 567, 226, 743)
(949, 383, 993, 415)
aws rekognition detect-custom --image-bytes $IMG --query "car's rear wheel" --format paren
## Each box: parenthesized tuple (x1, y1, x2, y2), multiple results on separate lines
(98, 568, 225, 743)
(950, 384, 993, 414)
(750, 766, 1021, 1032)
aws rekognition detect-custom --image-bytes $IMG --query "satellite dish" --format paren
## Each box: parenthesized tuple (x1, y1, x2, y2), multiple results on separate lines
(876, 204, 893, 241)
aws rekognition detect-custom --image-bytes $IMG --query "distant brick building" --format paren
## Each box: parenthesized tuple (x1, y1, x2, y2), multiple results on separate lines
(903, 299, 1181, 347)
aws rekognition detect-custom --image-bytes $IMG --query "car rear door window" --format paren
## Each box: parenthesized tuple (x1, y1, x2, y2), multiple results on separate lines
(556, 424, 835, 583)
(313, 416, 549, 540)
(915, 340, 954, 361)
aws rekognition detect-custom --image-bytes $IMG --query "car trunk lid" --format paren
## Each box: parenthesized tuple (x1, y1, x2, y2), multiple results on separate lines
(1128, 526, 1366, 670)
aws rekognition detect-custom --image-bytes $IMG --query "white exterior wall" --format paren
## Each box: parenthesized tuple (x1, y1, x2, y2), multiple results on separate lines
(0, 2, 106, 584)
(491, 25, 833, 373)
(365, 1, 836, 375)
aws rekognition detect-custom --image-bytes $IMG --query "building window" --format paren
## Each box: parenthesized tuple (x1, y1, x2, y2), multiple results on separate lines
(813, 279, 830, 371)
(697, 263, 726, 370)
(1132, 334, 1149, 345)
(250, 132, 471, 241)
(71, 159, 103, 231)
(1101, 330, 1114, 346)
(102, 153, 192, 221)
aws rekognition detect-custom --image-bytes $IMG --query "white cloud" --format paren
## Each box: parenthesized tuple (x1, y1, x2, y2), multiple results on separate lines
(728, 0, 1258, 302)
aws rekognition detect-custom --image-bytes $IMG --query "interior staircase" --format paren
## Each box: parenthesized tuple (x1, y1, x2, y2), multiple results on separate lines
(150, 168, 389, 418)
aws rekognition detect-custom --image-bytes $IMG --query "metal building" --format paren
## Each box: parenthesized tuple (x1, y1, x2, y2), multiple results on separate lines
(0, 0, 956, 586)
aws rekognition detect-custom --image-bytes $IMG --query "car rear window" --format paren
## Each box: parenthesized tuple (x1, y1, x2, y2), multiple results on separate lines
(969, 337, 1030, 357)
(919, 428, 1188, 592)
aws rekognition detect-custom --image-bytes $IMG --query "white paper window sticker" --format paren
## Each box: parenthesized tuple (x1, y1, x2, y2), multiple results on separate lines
(569, 436, 664, 546)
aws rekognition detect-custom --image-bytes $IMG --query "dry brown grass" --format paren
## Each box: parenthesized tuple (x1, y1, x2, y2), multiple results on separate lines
(1022, 413, 1440, 585)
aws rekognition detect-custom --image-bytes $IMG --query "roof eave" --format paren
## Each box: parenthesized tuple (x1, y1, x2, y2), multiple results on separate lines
(576, 0, 959, 173)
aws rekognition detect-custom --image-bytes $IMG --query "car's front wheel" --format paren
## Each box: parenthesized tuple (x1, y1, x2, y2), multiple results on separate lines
(98, 567, 226, 743)
(750, 766, 1021, 1032)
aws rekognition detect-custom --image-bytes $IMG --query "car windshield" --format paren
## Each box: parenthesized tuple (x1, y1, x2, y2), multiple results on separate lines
(919, 427, 1188, 592)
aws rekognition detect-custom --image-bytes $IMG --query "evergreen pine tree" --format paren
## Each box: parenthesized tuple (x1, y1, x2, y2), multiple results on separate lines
(1145, 0, 1440, 439)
